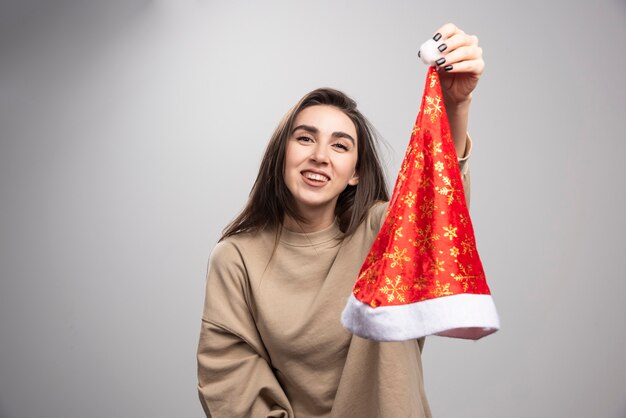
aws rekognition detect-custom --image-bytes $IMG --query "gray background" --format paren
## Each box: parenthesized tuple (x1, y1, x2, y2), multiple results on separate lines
(1, 1, 625, 417)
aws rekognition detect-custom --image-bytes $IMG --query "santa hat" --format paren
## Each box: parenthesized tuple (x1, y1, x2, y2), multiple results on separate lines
(341, 66, 499, 341)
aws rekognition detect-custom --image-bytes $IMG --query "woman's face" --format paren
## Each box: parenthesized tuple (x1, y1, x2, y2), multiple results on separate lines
(284, 105, 359, 218)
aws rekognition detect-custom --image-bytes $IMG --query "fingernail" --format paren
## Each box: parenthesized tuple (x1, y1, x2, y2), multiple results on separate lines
(433, 33, 442, 42)
(438, 43, 448, 52)
(418, 50, 421, 58)
(435, 57, 446, 66)
(444, 64, 453, 72)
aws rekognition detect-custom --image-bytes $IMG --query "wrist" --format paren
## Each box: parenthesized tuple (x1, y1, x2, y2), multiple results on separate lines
(444, 94, 472, 115)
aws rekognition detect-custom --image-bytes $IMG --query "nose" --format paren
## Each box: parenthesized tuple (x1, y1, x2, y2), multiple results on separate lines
(311, 143, 329, 164)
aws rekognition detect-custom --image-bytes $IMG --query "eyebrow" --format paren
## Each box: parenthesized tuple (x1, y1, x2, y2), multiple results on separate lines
(291, 124, 355, 145)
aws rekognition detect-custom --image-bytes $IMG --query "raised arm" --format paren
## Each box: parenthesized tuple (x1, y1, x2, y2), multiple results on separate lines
(197, 241, 293, 418)
(431, 23, 485, 158)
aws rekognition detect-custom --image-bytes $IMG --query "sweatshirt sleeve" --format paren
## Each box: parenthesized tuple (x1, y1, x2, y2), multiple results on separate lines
(197, 241, 294, 418)
(458, 133, 472, 206)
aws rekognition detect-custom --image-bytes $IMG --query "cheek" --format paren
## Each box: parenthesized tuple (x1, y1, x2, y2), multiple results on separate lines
(284, 142, 303, 168)
(342, 155, 359, 177)
(283, 144, 302, 184)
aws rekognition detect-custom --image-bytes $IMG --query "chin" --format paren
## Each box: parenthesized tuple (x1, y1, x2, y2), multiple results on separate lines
(294, 194, 337, 211)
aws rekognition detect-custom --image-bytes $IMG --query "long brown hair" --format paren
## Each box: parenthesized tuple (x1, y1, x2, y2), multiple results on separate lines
(220, 88, 389, 241)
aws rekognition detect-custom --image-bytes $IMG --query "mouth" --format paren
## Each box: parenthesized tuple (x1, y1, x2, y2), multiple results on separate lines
(301, 170, 330, 184)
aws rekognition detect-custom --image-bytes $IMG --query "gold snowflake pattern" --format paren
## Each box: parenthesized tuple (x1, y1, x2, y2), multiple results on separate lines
(414, 151, 425, 169)
(396, 164, 408, 189)
(400, 159, 410, 178)
(433, 280, 453, 297)
(452, 263, 478, 292)
(398, 170, 407, 184)
(418, 177, 433, 190)
(450, 246, 460, 258)
(379, 275, 410, 303)
(443, 224, 458, 240)
(458, 213, 469, 227)
(429, 257, 445, 275)
(424, 95, 443, 123)
(411, 225, 440, 255)
(443, 154, 456, 169)
(359, 268, 377, 285)
(435, 176, 458, 205)
(408, 213, 417, 223)
(384, 246, 411, 269)
(428, 140, 443, 156)
(429, 72, 438, 88)
(419, 197, 436, 219)
(434, 161, 444, 172)
(413, 275, 429, 291)
(394, 227, 403, 241)
(461, 234, 476, 256)
(402, 191, 416, 208)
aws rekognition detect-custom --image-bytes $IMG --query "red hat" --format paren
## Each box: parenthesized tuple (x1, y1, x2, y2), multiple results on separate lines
(341, 67, 499, 341)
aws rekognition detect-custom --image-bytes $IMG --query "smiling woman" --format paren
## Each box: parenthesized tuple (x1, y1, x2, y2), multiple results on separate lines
(218, 87, 389, 241)
(197, 22, 482, 418)
(283, 105, 361, 232)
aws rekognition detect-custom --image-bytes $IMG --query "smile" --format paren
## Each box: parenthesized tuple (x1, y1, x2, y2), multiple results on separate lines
(302, 171, 330, 183)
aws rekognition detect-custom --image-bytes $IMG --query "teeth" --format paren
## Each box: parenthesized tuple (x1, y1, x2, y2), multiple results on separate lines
(303, 172, 329, 182)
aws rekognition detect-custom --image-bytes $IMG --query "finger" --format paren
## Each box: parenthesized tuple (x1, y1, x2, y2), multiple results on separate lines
(439, 58, 485, 76)
(438, 33, 479, 55)
(432, 22, 461, 41)
(438, 45, 483, 67)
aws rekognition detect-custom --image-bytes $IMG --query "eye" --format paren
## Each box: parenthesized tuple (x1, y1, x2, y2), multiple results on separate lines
(333, 142, 350, 151)
(297, 136, 313, 143)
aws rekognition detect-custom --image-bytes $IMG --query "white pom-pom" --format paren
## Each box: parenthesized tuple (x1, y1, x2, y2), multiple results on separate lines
(419, 38, 442, 66)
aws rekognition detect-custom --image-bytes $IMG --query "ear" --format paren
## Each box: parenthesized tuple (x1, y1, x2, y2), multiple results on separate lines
(348, 171, 359, 186)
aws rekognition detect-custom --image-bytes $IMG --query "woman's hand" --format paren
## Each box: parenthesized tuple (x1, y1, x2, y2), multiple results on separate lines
(431, 23, 485, 110)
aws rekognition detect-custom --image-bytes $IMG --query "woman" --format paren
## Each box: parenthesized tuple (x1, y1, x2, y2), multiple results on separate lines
(198, 23, 484, 418)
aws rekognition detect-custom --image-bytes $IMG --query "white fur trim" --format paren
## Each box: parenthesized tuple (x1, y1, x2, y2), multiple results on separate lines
(341, 293, 500, 341)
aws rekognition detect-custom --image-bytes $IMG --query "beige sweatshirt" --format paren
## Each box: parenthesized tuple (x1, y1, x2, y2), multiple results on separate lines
(197, 138, 472, 418)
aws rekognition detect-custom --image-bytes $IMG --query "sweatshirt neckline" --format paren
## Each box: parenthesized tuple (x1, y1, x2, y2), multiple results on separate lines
(280, 220, 343, 246)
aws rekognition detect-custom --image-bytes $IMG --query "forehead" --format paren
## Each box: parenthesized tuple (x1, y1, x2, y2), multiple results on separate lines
(293, 105, 357, 138)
